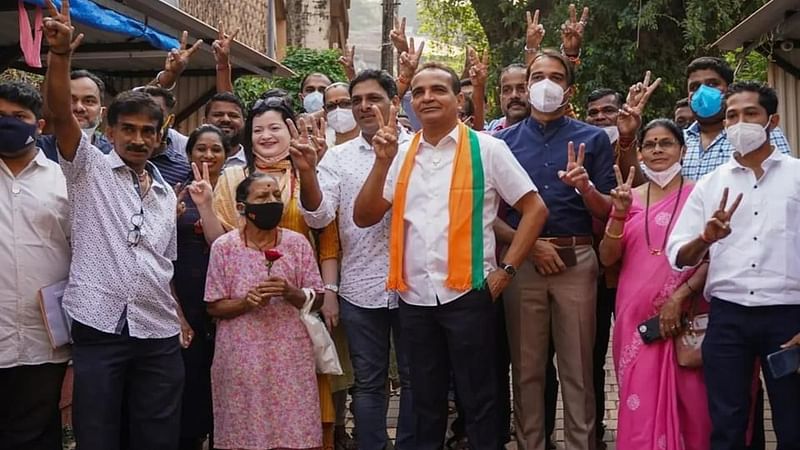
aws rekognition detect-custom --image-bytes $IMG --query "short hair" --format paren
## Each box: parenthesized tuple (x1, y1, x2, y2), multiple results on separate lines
(243, 96, 296, 172)
(415, 62, 461, 95)
(726, 81, 778, 115)
(299, 72, 332, 91)
(638, 118, 685, 148)
(185, 124, 232, 159)
(106, 90, 164, 129)
(349, 69, 398, 98)
(586, 88, 623, 108)
(259, 88, 292, 106)
(686, 57, 734, 85)
(235, 171, 279, 203)
(527, 50, 576, 86)
(675, 97, 690, 109)
(460, 79, 472, 87)
(203, 92, 245, 118)
(138, 85, 176, 109)
(0, 81, 43, 119)
(70, 70, 105, 99)
(500, 63, 527, 78)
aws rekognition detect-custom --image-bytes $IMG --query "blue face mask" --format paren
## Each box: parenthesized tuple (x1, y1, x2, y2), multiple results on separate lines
(690, 84, 724, 119)
(0, 116, 37, 157)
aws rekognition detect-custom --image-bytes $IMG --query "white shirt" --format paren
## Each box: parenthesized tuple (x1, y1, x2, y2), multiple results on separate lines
(383, 126, 537, 306)
(224, 144, 247, 169)
(59, 134, 179, 338)
(667, 150, 800, 306)
(0, 150, 71, 368)
(302, 131, 411, 309)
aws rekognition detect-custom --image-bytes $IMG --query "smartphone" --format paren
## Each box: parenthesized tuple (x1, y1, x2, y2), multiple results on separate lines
(767, 346, 800, 379)
(638, 315, 663, 344)
(555, 246, 578, 268)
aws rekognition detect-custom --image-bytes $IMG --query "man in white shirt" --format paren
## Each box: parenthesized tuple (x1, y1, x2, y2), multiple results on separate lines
(0, 81, 72, 450)
(202, 92, 247, 169)
(668, 82, 800, 450)
(296, 69, 413, 450)
(353, 62, 548, 449)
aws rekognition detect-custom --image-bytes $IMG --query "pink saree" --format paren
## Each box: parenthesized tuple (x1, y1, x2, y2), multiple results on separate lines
(613, 184, 712, 450)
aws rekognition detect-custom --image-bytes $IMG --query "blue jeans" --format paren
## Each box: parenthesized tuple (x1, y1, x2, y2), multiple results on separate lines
(340, 299, 414, 450)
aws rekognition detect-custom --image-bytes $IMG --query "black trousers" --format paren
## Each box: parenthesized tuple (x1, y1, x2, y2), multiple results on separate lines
(400, 289, 499, 450)
(703, 298, 800, 450)
(71, 321, 184, 450)
(592, 283, 616, 439)
(0, 362, 67, 450)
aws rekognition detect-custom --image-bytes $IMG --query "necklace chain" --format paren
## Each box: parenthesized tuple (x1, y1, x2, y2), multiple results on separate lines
(644, 177, 684, 256)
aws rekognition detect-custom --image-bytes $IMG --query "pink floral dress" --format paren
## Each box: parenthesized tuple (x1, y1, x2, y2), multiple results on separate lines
(204, 228, 323, 449)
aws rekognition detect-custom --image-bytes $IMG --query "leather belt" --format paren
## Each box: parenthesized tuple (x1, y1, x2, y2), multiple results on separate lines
(541, 236, 594, 247)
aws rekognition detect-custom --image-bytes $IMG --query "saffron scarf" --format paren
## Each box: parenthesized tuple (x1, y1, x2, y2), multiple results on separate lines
(387, 123, 485, 292)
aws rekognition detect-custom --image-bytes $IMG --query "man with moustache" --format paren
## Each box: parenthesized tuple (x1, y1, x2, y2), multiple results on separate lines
(43, 3, 187, 448)
(38, 70, 112, 160)
(295, 69, 414, 450)
(487, 64, 530, 133)
(202, 92, 246, 168)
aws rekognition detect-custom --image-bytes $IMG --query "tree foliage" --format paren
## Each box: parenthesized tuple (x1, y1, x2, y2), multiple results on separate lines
(419, 0, 770, 118)
(234, 47, 347, 111)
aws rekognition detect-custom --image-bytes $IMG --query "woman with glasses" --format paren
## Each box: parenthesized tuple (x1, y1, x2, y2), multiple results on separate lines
(205, 171, 325, 450)
(211, 95, 340, 449)
(599, 119, 711, 449)
(173, 125, 229, 450)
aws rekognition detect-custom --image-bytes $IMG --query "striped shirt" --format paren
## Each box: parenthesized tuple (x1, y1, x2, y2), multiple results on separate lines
(150, 129, 191, 186)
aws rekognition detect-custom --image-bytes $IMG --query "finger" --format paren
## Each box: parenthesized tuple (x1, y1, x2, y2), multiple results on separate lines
(613, 164, 624, 186)
(401, 16, 406, 33)
(180, 30, 188, 49)
(317, 117, 327, 138)
(202, 161, 210, 181)
(286, 118, 301, 140)
(372, 104, 387, 127)
(642, 70, 651, 88)
(577, 143, 586, 166)
(482, 48, 489, 65)
(70, 33, 84, 50)
(580, 6, 590, 24)
(567, 141, 576, 165)
(187, 38, 203, 56)
(626, 166, 636, 186)
(718, 187, 729, 211)
(393, 15, 399, 31)
(417, 39, 425, 56)
(727, 193, 743, 217)
(569, 3, 577, 23)
(388, 104, 398, 130)
(325, 316, 334, 332)
(350, 45, 355, 57)
(533, 9, 540, 26)
(558, 170, 567, 180)
(44, 0, 59, 17)
(554, 254, 567, 271)
(641, 78, 662, 105)
(217, 22, 225, 41)
(61, 0, 70, 17)
(191, 161, 201, 180)
(526, 10, 532, 25)
(409, 37, 415, 54)
(229, 28, 240, 43)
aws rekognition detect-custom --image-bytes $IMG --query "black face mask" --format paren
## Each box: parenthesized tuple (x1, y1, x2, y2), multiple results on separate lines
(243, 202, 283, 230)
(0, 116, 37, 157)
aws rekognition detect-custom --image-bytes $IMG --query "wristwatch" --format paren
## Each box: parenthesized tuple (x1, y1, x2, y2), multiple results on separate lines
(500, 263, 517, 278)
(323, 284, 339, 294)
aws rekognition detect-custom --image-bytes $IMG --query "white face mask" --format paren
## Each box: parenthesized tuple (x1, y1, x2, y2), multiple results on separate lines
(327, 107, 357, 134)
(642, 162, 682, 188)
(303, 91, 325, 113)
(602, 125, 619, 144)
(81, 116, 101, 139)
(726, 120, 769, 156)
(528, 79, 565, 113)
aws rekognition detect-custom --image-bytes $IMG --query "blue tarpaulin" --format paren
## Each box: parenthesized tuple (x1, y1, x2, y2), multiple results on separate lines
(23, 0, 180, 51)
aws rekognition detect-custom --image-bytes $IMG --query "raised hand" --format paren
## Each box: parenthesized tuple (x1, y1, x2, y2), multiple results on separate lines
(337, 44, 357, 81)
(467, 47, 489, 89)
(165, 31, 202, 75)
(702, 188, 742, 244)
(558, 141, 590, 192)
(287, 116, 321, 173)
(560, 4, 589, 56)
(390, 16, 410, 54)
(212, 23, 239, 66)
(398, 38, 425, 82)
(43, 0, 84, 55)
(526, 9, 545, 51)
(187, 162, 214, 207)
(371, 104, 399, 161)
(610, 165, 635, 214)
(626, 70, 661, 107)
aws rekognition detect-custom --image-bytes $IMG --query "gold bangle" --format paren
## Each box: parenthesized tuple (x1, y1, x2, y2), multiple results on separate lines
(604, 227, 624, 240)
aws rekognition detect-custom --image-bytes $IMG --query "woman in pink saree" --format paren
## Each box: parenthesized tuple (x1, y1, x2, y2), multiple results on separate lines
(599, 119, 711, 450)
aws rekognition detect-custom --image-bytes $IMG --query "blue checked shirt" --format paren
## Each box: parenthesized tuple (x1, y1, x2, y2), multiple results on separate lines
(682, 121, 792, 180)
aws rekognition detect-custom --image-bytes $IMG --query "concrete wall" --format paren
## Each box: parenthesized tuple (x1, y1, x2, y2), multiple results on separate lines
(769, 63, 800, 156)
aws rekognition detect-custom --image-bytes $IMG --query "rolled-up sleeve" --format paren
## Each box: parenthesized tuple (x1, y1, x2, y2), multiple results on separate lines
(667, 181, 708, 271)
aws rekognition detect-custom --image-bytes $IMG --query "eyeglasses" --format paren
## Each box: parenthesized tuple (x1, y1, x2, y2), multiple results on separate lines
(252, 96, 288, 111)
(641, 139, 679, 152)
(128, 212, 143, 247)
(324, 99, 353, 112)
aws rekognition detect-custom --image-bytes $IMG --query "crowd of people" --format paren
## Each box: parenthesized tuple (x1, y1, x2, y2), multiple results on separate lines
(2, 1, 800, 450)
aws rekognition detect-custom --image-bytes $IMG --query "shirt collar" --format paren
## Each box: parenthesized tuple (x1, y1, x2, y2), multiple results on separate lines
(727, 146, 785, 171)
(226, 145, 247, 164)
(420, 124, 460, 148)
(527, 115, 569, 133)
(109, 150, 170, 192)
(686, 121, 701, 136)
(357, 127, 412, 151)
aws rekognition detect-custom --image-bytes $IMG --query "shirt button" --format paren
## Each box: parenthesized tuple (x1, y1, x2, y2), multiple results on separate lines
(11, 184, 20, 194)
(753, 236, 758, 241)
(753, 185, 758, 189)
(751, 263, 756, 268)
(544, 185, 549, 189)
(750, 291, 755, 295)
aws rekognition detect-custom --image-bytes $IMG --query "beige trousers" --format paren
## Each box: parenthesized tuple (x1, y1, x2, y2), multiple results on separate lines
(504, 245, 598, 450)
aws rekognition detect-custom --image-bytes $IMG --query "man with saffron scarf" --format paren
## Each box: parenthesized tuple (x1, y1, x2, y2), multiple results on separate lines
(354, 62, 548, 449)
